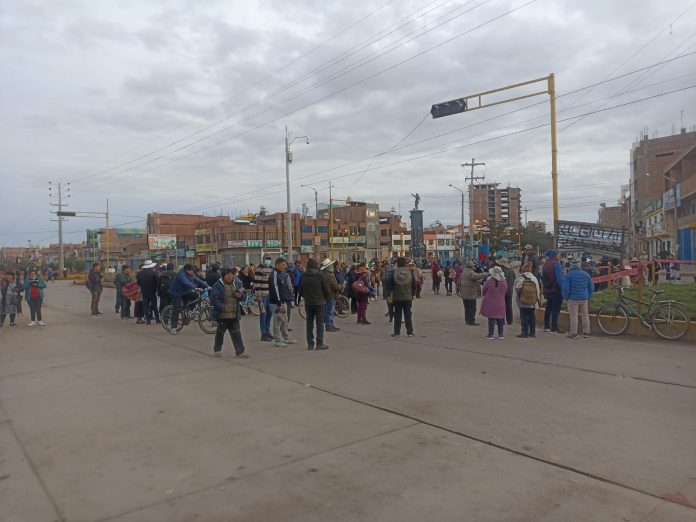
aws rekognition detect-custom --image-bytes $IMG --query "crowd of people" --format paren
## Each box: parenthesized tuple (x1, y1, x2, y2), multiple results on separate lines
(0, 245, 610, 352)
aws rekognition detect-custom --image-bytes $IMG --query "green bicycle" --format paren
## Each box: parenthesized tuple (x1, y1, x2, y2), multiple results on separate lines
(596, 286, 690, 340)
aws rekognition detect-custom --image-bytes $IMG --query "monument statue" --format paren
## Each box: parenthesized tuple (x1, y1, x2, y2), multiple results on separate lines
(411, 193, 420, 210)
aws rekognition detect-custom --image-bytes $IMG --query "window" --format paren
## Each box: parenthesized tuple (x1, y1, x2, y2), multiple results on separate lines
(301, 225, 313, 233)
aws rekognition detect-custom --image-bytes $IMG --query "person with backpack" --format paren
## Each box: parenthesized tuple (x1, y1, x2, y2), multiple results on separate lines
(385, 257, 416, 337)
(514, 262, 541, 338)
(541, 249, 564, 334)
(113, 265, 133, 320)
(562, 261, 594, 339)
(158, 263, 176, 313)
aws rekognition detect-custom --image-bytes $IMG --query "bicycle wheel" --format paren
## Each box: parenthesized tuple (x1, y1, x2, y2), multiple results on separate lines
(652, 304, 689, 340)
(161, 305, 184, 333)
(335, 295, 350, 318)
(298, 296, 306, 319)
(596, 304, 629, 336)
(198, 305, 217, 335)
(246, 299, 260, 316)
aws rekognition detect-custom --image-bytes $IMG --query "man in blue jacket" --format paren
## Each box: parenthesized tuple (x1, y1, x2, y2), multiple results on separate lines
(562, 261, 594, 338)
(541, 249, 565, 334)
(168, 263, 208, 334)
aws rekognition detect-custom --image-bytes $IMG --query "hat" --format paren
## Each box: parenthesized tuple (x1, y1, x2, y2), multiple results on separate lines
(307, 259, 319, 269)
(320, 258, 335, 271)
(545, 249, 558, 258)
(357, 266, 369, 274)
(142, 260, 156, 269)
(524, 244, 533, 249)
(488, 266, 505, 281)
(496, 257, 511, 268)
(263, 254, 272, 260)
(464, 260, 474, 268)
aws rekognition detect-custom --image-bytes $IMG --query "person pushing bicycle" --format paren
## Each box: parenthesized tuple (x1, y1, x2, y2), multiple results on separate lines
(168, 263, 209, 334)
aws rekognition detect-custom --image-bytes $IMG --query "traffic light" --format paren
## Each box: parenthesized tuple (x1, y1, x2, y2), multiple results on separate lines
(430, 98, 467, 119)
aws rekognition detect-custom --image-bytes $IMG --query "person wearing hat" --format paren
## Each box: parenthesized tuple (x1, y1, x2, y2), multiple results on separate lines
(354, 264, 373, 325)
(299, 258, 331, 350)
(205, 262, 222, 287)
(562, 261, 593, 339)
(521, 244, 539, 277)
(210, 267, 248, 358)
(254, 255, 275, 341)
(457, 260, 488, 326)
(541, 249, 564, 334)
(480, 266, 508, 340)
(320, 258, 343, 333)
(385, 257, 416, 337)
(136, 260, 161, 325)
(495, 257, 517, 326)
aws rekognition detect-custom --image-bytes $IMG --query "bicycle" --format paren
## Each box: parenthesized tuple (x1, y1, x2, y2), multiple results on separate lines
(161, 292, 215, 334)
(596, 286, 690, 340)
(239, 290, 261, 316)
(297, 294, 350, 319)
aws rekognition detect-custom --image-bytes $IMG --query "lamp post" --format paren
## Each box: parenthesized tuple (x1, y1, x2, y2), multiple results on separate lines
(300, 184, 319, 257)
(285, 126, 309, 261)
(449, 183, 465, 260)
(647, 171, 679, 258)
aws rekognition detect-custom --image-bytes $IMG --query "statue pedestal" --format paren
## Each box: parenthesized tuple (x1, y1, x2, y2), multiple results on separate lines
(410, 209, 424, 259)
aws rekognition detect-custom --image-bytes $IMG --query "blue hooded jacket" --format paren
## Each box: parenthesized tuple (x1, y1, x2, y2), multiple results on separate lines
(169, 269, 208, 298)
(562, 266, 594, 301)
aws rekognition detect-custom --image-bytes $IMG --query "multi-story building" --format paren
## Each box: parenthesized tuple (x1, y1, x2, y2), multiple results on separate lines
(86, 228, 148, 269)
(470, 183, 522, 227)
(631, 129, 696, 258)
(378, 211, 406, 259)
(527, 221, 547, 233)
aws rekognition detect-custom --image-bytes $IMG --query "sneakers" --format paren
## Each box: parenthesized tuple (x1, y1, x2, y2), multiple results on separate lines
(27, 321, 36, 327)
(273, 342, 288, 348)
(169, 329, 179, 335)
(543, 328, 550, 332)
(583, 333, 591, 338)
(516, 334, 528, 338)
(260, 335, 273, 342)
(407, 333, 415, 337)
(38, 321, 45, 326)
(484, 335, 495, 340)
(307, 345, 314, 350)
(497, 336, 505, 340)
(325, 327, 339, 332)
(315, 344, 330, 350)
(214, 351, 222, 357)
(236, 353, 249, 359)
(390, 333, 400, 338)
(567, 333, 578, 339)
(10, 322, 16, 327)
(283, 339, 298, 345)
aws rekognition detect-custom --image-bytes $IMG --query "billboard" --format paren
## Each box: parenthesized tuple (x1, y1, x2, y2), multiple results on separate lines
(556, 220, 624, 257)
(148, 234, 177, 250)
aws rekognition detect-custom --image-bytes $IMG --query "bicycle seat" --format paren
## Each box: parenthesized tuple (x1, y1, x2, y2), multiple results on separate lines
(649, 289, 665, 295)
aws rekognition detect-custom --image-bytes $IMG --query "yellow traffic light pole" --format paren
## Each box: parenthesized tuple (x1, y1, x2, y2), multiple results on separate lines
(432, 74, 559, 238)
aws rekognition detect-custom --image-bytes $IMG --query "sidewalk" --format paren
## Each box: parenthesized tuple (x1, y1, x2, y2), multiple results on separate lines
(1, 281, 695, 521)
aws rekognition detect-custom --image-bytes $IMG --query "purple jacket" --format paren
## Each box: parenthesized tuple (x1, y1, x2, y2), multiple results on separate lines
(480, 277, 508, 319)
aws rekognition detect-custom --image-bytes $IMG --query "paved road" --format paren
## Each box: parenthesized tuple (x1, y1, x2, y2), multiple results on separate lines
(1, 281, 695, 521)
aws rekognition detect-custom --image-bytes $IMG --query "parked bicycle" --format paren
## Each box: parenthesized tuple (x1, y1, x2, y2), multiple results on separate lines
(596, 286, 689, 340)
(239, 290, 261, 316)
(161, 291, 215, 334)
(297, 294, 350, 319)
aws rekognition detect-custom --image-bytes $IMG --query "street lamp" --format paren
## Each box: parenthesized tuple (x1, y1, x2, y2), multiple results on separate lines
(300, 184, 319, 257)
(285, 126, 309, 261)
(646, 172, 679, 258)
(449, 183, 465, 260)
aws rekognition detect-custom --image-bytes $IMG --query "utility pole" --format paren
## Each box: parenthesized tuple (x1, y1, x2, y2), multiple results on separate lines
(522, 207, 530, 227)
(49, 181, 70, 277)
(462, 158, 485, 260)
(301, 184, 319, 257)
(285, 126, 309, 261)
(329, 181, 334, 259)
(448, 184, 465, 260)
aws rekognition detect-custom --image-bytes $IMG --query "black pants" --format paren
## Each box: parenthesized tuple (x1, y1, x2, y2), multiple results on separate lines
(29, 297, 43, 321)
(350, 296, 358, 313)
(505, 295, 513, 325)
(159, 293, 171, 313)
(463, 299, 477, 324)
(171, 293, 194, 329)
(121, 298, 131, 318)
(305, 304, 325, 347)
(393, 300, 413, 335)
(445, 278, 453, 294)
(214, 317, 245, 355)
(544, 292, 562, 331)
(519, 307, 536, 336)
(141, 291, 160, 323)
(0, 313, 16, 325)
(487, 318, 504, 337)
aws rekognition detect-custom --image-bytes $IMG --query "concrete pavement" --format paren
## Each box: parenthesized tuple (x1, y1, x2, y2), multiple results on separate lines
(1, 281, 695, 521)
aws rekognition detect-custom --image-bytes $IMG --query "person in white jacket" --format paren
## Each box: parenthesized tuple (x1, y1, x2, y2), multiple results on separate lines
(514, 262, 542, 338)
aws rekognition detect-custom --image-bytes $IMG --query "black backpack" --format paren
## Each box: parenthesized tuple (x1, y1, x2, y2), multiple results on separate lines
(541, 267, 553, 288)
(159, 273, 172, 295)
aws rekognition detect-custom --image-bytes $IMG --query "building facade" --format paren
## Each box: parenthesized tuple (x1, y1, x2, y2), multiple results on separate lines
(470, 183, 522, 228)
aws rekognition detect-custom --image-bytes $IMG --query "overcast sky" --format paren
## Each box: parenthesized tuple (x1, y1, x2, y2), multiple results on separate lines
(2, 0, 695, 247)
